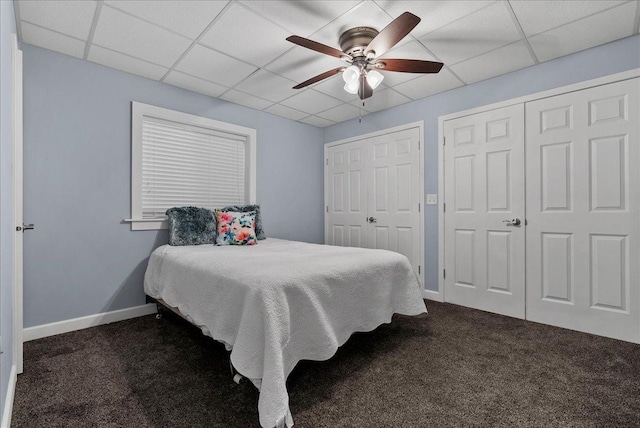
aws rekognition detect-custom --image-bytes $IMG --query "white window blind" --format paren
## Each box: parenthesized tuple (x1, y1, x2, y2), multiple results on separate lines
(141, 117, 247, 219)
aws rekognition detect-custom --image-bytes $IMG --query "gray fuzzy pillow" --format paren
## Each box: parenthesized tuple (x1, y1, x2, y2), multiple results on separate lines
(166, 206, 216, 246)
(220, 204, 266, 240)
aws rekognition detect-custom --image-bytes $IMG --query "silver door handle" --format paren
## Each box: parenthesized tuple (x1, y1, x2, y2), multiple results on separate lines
(502, 218, 521, 226)
(367, 217, 377, 223)
(20, 223, 35, 232)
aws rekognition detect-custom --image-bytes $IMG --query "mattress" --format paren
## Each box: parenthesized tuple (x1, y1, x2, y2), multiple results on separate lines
(144, 238, 427, 427)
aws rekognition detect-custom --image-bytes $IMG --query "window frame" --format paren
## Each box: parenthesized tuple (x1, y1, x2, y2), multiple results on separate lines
(127, 102, 256, 231)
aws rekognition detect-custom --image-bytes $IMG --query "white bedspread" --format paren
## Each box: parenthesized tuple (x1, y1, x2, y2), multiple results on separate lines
(144, 238, 427, 428)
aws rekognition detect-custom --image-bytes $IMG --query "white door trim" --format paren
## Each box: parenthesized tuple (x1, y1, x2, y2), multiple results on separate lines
(11, 34, 23, 376)
(324, 121, 426, 288)
(438, 68, 640, 302)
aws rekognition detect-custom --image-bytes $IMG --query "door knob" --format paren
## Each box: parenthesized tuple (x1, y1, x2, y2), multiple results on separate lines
(17, 223, 35, 232)
(502, 218, 521, 226)
(367, 216, 377, 223)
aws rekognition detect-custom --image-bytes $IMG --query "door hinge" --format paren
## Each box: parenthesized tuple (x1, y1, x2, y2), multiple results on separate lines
(443, 269, 446, 279)
(443, 203, 446, 213)
(418, 202, 421, 212)
(418, 140, 421, 150)
(326, 206, 329, 213)
(443, 137, 446, 146)
(325, 158, 328, 165)
(418, 265, 421, 274)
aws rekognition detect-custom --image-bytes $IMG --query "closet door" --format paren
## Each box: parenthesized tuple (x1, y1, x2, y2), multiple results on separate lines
(325, 127, 422, 277)
(444, 105, 526, 318)
(326, 140, 368, 247)
(365, 127, 421, 274)
(526, 78, 640, 343)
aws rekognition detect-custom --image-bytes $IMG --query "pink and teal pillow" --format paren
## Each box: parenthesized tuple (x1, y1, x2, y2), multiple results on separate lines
(215, 210, 257, 246)
(220, 204, 266, 240)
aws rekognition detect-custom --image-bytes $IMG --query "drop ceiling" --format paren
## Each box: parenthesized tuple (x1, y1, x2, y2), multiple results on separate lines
(14, 0, 640, 127)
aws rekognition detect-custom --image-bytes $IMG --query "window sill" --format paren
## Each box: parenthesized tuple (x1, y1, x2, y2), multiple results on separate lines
(123, 218, 168, 231)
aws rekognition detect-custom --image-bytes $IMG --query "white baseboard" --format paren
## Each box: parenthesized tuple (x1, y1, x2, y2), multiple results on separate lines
(1, 364, 16, 428)
(423, 289, 444, 302)
(23, 304, 157, 342)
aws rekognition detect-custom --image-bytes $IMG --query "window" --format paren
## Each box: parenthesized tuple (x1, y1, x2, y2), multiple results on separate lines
(128, 102, 256, 230)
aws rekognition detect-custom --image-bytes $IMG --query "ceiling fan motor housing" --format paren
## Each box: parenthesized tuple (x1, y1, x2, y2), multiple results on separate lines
(339, 27, 379, 58)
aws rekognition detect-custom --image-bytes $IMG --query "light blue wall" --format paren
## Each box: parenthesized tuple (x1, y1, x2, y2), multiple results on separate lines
(323, 35, 640, 293)
(0, 0, 16, 418)
(22, 45, 324, 328)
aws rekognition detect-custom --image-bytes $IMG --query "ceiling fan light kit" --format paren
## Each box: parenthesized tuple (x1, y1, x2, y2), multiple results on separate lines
(285, 12, 444, 101)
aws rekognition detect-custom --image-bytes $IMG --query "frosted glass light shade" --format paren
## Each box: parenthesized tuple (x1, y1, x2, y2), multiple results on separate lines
(344, 81, 359, 94)
(366, 70, 384, 89)
(342, 65, 359, 83)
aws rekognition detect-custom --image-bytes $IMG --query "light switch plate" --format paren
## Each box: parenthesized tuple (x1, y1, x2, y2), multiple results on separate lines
(426, 194, 438, 205)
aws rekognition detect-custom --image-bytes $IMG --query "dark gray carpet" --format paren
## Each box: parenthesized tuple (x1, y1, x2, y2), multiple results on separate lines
(12, 301, 640, 427)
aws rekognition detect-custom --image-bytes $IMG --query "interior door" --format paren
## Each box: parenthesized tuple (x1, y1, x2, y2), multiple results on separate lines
(326, 140, 368, 247)
(525, 78, 640, 343)
(325, 126, 422, 277)
(444, 104, 525, 318)
(12, 34, 24, 374)
(365, 127, 421, 274)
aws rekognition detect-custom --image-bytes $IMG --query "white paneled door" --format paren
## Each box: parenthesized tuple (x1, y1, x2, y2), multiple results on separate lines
(444, 105, 526, 318)
(326, 138, 368, 248)
(526, 79, 640, 342)
(326, 127, 422, 277)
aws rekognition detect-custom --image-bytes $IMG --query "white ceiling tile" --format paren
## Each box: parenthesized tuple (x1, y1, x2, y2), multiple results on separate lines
(175, 44, 257, 87)
(21, 22, 86, 59)
(450, 41, 535, 84)
(318, 103, 366, 122)
(419, 2, 521, 65)
(348, 88, 411, 112)
(393, 68, 463, 100)
(528, 2, 637, 63)
(233, 69, 299, 103)
(18, 0, 97, 40)
(199, 3, 292, 67)
(92, 5, 192, 67)
(280, 89, 343, 114)
(510, 0, 628, 37)
(309, 1, 392, 48)
(312, 75, 362, 102)
(104, 0, 228, 39)
(220, 89, 273, 111)
(164, 71, 228, 97)
(264, 46, 345, 85)
(376, 0, 495, 38)
(378, 40, 440, 86)
(264, 104, 309, 121)
(87, 45, 168, 80)
(240, 1, 361, 37)
(299, 115, 336, 127)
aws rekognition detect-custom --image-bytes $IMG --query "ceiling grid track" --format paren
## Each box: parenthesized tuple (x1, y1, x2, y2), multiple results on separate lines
(83, 0, 103, 60)
(504, 0, 539, 64)
(159, 0, 239, 83)
(634, 0, 640, 34)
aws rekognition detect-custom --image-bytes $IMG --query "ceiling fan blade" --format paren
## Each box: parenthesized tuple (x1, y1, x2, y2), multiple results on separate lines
(358, 75, 373, 100)
(293, 67, 345, 89)
(286, 35, 348, 59)
(376, 58, 444, 73)
(365, 12, 420, 58)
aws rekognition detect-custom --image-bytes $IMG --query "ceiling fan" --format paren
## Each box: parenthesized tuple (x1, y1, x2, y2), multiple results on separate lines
(286, 12, 443, 100)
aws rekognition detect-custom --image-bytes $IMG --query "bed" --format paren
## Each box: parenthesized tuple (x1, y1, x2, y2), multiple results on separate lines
(144, 238, 427, 428)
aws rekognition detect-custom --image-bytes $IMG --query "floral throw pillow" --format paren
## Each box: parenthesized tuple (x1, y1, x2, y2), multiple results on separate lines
(215, 210, 257, 246)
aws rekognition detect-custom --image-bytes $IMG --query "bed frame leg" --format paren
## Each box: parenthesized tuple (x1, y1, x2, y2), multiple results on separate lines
(155, 303, 164, 320)
(230, 360, 247, 385)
